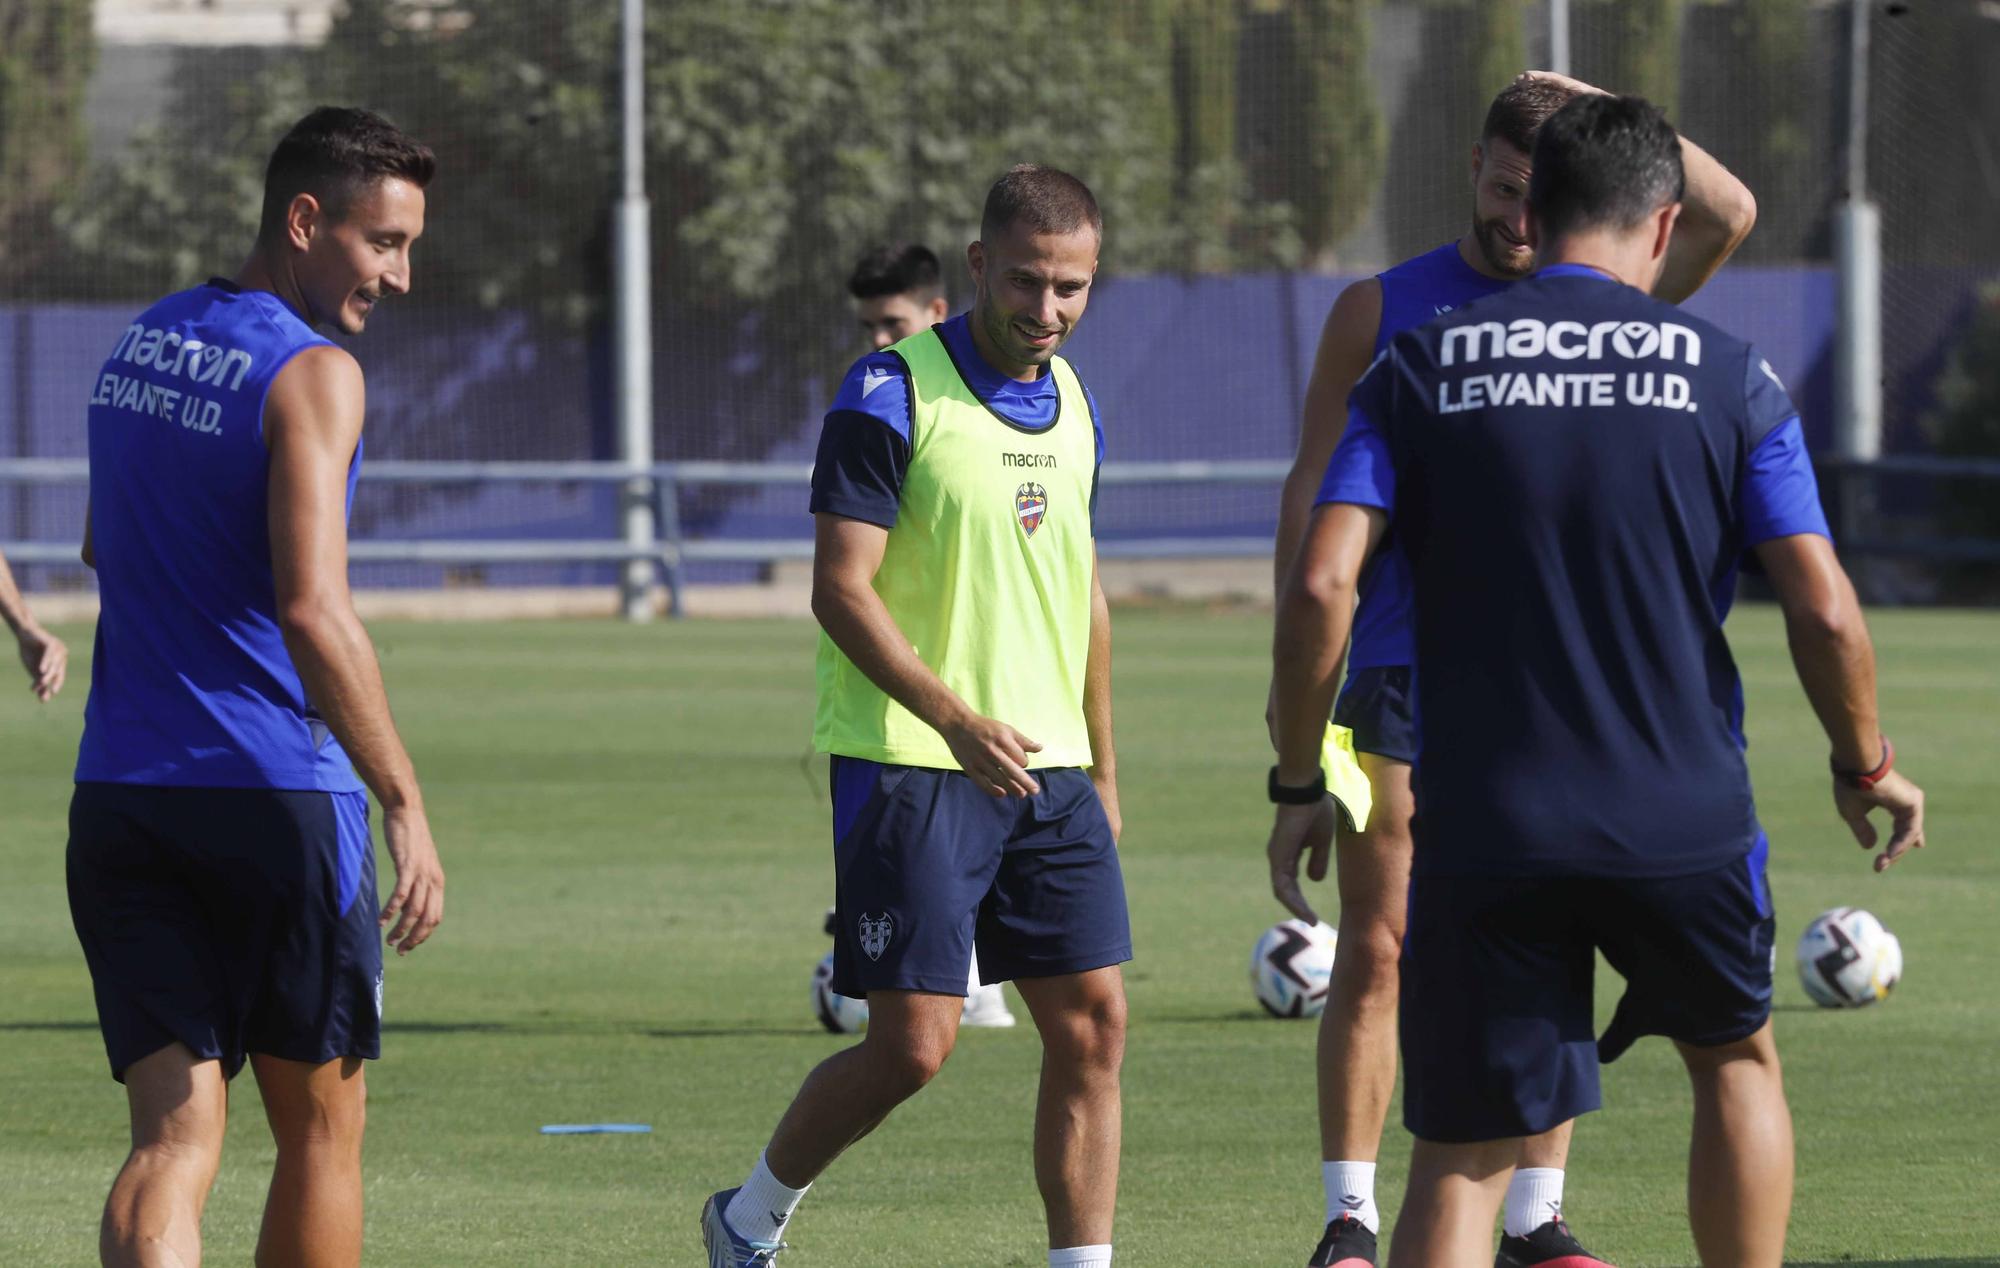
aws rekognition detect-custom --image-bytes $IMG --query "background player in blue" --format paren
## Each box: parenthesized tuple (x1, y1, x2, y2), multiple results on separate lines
(0, 546, 68, 700)
(704, 167, 1126, 1268)
(1269, 94, 1928, 1268)
(68, 108, 445, 1267)
(848, 242, 951, 351)
(1268, 70, 1759, 1268)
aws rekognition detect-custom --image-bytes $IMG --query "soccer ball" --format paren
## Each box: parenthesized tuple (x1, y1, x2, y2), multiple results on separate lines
(1251, 919, 1338, 1018)
(1796, 907, 1902, 1008)
(810, 951, 869, 1033)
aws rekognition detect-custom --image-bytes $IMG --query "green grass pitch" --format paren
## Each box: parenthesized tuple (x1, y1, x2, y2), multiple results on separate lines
(2, 605, 1995, 1265)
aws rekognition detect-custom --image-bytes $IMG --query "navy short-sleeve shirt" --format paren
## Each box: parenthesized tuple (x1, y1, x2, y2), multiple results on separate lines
(1316, 264, 1830, 879)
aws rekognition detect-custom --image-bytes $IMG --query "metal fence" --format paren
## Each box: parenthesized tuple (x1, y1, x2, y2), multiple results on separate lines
(5, 0, 1999, 611)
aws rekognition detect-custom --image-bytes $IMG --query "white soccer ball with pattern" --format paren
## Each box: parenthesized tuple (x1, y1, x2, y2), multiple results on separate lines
(1796, 907, 1902, 1008)
(810, 951, 869, 1033)
(1251, 919, 1338, 1018)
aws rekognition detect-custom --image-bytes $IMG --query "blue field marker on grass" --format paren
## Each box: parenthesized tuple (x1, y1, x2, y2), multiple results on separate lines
(540, 1123, 653, 1134)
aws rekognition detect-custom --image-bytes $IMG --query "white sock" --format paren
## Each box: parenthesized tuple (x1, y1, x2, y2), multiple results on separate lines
(724, 1150, 810, 1245)
(1049, 1246, 1112, 1267)
(969, 945, 984, 993)
(1323, 1159, 1379, 1233)
(1504, 1167, 1565, 1237)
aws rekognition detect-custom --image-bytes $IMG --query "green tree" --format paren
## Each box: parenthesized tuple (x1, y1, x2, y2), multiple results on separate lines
(49, 0, 1393, 462)
(1728, 0, 1812, 259)
(1579, 0, 1682, 116)
(0, 0, 93, 292)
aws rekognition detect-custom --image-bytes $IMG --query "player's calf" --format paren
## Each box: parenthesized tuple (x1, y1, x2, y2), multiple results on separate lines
(1676, 1023, 1793, 1268)
(104, 1046, 227, 1268)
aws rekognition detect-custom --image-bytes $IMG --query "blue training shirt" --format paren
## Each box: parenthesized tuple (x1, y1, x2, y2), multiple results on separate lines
(809, 313, 1105, 528)
(1317, 264, 1829, 878)
(76, 279, 364, 792)
(1346, 243, 1513, 671)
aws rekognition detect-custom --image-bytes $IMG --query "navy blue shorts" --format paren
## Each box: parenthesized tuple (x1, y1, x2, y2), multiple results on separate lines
(827, 758, 1132, 998)
(1399, 840, 1775, 1143)
(1334, 665, 1419, 764)
(66, 782, 383, 1082)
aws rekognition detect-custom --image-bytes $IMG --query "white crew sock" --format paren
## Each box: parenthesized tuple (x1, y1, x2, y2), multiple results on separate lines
(1323, 1159, 1379, 1233)
(1049, 1246, 1112, 1267)
(969, 945, 984, 993)
(1504, 1167, 1565, 1237)
(724, 1150, 810, 1246)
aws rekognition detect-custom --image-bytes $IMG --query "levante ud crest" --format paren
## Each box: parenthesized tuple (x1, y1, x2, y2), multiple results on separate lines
(858, 912, 893, 961)
(1016, 482, 1049, 538)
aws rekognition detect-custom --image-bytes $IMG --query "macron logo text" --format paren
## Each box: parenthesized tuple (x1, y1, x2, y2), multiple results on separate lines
(110, 323, 255, 393)
(1440, 317, 1703, 368)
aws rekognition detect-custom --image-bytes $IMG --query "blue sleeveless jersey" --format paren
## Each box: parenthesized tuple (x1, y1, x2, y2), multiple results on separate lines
(1347, 243, 1511, 670)
(76, 280, 364, 792)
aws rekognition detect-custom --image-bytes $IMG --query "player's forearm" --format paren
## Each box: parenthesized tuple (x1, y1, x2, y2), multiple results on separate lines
(1083, 568, 1116, 778)
(1273, 472, 1319, 596)
(812, 577, 975, 736)
(1679, 133, 1756, 242)
(0, 554, 33, 635)
(1271, 573, 1353, 784)
(1782, 588, 1883, 772)
(280, 600, 424, 809)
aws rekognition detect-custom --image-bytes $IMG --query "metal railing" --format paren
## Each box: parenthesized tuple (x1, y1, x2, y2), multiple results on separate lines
(4, 454, 1998, 616)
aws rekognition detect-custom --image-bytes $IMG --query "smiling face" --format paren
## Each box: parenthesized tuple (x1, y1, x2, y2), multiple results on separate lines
(1468, 137, 1536, 278)
(966, 220, 1099, 381)
(285, 176, 427, 334)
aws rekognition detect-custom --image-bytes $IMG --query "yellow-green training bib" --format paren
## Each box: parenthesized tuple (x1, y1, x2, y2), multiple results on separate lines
(814, 327, 1098, 770)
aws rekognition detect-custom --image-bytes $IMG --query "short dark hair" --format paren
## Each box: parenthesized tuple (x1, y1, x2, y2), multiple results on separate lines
(1480, 76, 1582, 156)
(258, 106, 435, 242)
(1528, 94, 1685, 242)
(847, 243, 945, 304)
(979, 164, 1101, 243)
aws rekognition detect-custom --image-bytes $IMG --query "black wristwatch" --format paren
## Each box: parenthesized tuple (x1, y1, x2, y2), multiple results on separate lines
(1268, 766, 1327, 805)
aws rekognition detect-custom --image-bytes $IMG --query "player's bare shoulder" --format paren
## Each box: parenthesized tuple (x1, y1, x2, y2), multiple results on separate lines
(264, 345, 366, 448)
(1298, 277, 1385, 446)
(1322, 277, 1383, 359)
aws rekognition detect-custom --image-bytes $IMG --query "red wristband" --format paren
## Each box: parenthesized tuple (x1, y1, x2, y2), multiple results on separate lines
(1831, 735, 1893, 790)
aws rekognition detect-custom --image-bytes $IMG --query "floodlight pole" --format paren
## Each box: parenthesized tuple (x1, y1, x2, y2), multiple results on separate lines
(1834, 0, 1882, 542)
(614, 0, 657, 622)
(1548, 0, 1571, 77)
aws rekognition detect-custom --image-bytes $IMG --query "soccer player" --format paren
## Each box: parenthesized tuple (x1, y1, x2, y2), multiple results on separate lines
(1269, 71, 1758, 1268)
(704, 166, 1128, 1268)
(67, 107, 444, 1267)
(831, 243, 1018, 1030)
(0, 547, 68, 700)
(848, 242, 951, 352)
(1269, 93, 1926, 1267)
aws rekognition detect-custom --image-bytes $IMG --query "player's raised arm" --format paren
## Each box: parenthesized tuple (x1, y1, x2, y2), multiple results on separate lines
(1754, 532, 1925, 870)
(1513, 71, 1755, 303)
(811, 512, 1041, 798)
(1652, 128, 1756, 302)
(0, 547, 67, 701)
(1275, 279, 1382, 594)
(266, 344, 444, 952)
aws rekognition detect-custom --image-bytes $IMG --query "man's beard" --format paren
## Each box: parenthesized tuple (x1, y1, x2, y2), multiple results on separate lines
(1473, 214, 1535, 277)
